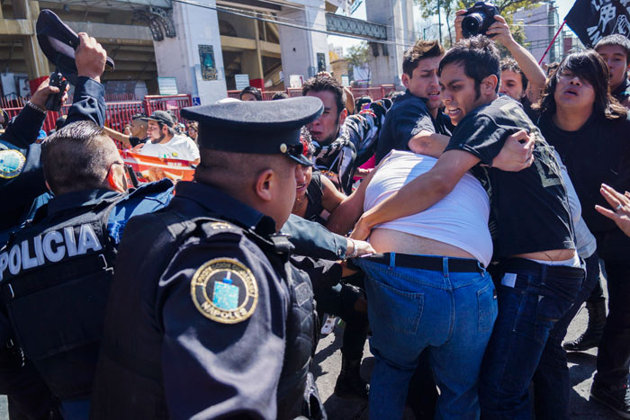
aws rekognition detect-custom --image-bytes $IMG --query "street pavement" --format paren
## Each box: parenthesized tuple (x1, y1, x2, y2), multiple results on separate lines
(0, 281, 616, 419)
(314, 289, 614, 419)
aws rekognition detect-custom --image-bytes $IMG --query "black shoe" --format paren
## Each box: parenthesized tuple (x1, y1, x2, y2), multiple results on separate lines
(563, 300, 606, 352)
(590, 382, 630, 419)
(334, 358, 369, 400)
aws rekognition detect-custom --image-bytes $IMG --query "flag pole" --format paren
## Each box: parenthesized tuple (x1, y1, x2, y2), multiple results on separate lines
(539, 20, 567, 65)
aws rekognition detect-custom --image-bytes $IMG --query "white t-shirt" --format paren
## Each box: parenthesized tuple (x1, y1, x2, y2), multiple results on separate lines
(139, 135, 199, 161)
(364, 150, 493, 266)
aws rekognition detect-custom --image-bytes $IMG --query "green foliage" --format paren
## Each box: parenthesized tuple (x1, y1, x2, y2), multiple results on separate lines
(414, 0, 539, 46)
(346, 41, 371, 83)
(346, 42, 370, 68)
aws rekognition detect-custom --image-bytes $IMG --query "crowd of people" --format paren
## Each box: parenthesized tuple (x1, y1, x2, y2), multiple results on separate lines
(0, 9, 630, 420)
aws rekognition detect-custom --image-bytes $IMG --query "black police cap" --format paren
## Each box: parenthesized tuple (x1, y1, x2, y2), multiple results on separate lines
(36, 10, 115, 83)
(181, 97, 323, 166)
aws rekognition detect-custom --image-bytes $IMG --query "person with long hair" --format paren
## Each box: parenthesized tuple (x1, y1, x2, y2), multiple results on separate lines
(535, 50, 630, 418)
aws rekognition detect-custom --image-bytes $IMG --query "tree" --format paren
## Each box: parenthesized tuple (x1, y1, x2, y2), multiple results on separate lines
(347, 42, 371, 85)
(414, 0, 537, 48)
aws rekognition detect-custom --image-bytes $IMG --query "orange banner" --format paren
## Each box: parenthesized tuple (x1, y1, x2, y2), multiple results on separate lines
(120, 150, 195, 184)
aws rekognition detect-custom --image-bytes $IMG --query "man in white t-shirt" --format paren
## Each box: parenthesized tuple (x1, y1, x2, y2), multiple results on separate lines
(137, 110, 200, 163)
(350, 150, 497, 420)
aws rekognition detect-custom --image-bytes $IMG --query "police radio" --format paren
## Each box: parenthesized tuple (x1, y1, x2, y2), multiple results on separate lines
(45, 71, 68, 112)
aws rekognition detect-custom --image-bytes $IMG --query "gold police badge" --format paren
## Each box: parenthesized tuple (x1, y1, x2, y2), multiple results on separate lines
(0, 149, 26, 179)
(190, 258, 258, 324)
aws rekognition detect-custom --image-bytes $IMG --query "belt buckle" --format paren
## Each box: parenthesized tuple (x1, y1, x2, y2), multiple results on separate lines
(477, 261, 486, 273)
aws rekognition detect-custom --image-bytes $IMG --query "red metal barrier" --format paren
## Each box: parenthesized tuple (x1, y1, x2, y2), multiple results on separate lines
(105, 101, 144, 132)
(3, 105, 70, 133)
(227, 85, 398, 102)
(3, 94, 193, 136)
(0, 97, 27, 109)
(144, 94, 192, 123)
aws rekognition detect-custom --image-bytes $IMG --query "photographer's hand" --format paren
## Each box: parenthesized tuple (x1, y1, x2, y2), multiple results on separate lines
(454, 10, 466, 42)
(76, 33, 107, 83)
(485, 15, 514, 46)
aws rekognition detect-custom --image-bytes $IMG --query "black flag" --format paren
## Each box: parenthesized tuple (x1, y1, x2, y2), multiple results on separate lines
(565, 0, 630, 48)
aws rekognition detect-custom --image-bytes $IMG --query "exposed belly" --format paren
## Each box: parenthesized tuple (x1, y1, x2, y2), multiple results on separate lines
(369, 228, 476, 259)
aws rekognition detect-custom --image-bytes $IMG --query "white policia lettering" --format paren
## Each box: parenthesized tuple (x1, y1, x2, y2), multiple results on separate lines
(0, 224, 103, 280)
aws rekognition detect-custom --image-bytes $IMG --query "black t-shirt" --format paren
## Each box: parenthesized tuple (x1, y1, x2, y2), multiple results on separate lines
(375, 90, 436, 164)
(129, 136, 149, 147)
(433, 110, 455, 137)
(538, 112, 630, 261)
(612, 77, 630, 104)
(304, 171, 326, 225)
(444, 95, 574, 258)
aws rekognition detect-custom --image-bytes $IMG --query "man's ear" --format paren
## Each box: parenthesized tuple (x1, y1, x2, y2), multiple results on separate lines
(401, 72, 410, 88)
(254, 168, 274, 202)
(106, 164, 127, 193)
(339, 108, 348, 125)
(482, 74, 499, 96)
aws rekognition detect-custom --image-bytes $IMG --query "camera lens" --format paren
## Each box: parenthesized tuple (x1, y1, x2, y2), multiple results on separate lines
(462, 13, 484, 37)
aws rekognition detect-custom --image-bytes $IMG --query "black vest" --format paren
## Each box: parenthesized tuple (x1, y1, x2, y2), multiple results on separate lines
(0, 195, 122, 400)
(91, 209, 319, 419)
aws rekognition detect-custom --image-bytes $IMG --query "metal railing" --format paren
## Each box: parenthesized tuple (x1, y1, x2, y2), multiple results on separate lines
(3, 94, 192, 134)
(227, 85, 397, 102)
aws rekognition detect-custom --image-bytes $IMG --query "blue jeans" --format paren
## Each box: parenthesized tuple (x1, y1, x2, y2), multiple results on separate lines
(355, 255, 497, 420)
(479, 259, 584, 420)
(533, 252, 601, 419)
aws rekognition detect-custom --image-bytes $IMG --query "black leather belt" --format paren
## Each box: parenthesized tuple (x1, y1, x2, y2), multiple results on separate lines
(361, 253, 485, 273)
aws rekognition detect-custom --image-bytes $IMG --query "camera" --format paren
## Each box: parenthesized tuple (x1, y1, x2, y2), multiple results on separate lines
(462, 2, 499, 38)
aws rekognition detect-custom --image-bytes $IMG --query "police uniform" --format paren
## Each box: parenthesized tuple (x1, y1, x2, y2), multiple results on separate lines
(90, 97, 328, 419)
(0, 179, 173, 418)
(0, 8, 110, 244)
(0, 76, 106, 245)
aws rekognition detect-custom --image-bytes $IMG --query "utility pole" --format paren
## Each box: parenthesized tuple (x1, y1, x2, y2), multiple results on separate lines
(438, 0, 443, 41)
(548, 0, 556, 63)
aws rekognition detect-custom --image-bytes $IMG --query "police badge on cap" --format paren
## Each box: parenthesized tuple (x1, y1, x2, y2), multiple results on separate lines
(180, 96, 323, 166)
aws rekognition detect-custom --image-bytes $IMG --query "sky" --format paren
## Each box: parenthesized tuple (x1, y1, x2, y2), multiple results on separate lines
(328, 0, 578, 54)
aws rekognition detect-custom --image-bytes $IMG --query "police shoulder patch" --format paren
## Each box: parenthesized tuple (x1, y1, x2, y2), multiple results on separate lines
(190, 258, 258, 324)
(0, 149, 26, 179)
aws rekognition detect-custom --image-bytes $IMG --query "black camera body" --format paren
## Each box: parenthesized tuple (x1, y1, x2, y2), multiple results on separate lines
(462, 2, 499, 38)
(45, 71, 68, 112)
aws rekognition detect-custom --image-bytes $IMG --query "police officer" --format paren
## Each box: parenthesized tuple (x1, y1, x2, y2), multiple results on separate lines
(90, 97, 328, 419)
(0, 120, 174, 419)
(0, 32, 108, 243)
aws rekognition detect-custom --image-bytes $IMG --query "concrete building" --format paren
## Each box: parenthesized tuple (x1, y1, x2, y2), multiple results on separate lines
(365, 0, 416, 87)
(513, 1, 582, 67)
(0, 0, 413, 104)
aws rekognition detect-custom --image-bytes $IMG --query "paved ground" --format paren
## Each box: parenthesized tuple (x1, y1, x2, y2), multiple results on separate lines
(0, 283, 616, 419)
(314, 293, 614, 419)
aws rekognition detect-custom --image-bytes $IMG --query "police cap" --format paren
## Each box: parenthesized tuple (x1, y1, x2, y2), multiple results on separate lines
(181, 97, 323, 166)
(36, 10, 115, 82)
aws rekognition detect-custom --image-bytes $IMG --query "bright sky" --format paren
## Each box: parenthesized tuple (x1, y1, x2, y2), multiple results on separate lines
(328, 0, 578, 54)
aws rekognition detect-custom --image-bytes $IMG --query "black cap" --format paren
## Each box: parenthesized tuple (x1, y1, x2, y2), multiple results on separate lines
(181, 97, 323, 166)
(142, 110, 174, 127)
(36, 9, 115, 83)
